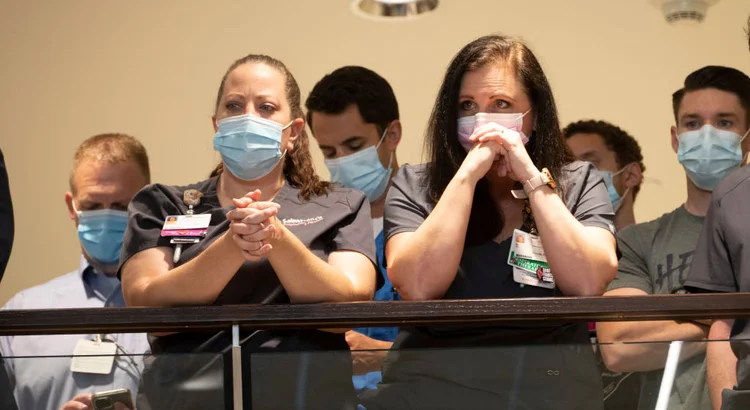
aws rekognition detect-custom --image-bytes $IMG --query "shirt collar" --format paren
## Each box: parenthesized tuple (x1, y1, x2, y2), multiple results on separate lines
(77, 254, 125, 307)
(77, 254, 91, 279)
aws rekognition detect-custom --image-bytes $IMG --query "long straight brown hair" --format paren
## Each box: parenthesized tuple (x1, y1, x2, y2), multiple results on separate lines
(210, 54, 331, 200)
(424, 35, 575, 246)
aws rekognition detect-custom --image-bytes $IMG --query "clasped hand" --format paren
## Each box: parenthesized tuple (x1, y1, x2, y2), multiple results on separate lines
(461, 123, 539, 183)
(226, 189, 280, 261)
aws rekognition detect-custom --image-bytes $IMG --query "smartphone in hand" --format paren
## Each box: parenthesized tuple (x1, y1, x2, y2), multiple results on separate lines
(91, 388, 134, 410)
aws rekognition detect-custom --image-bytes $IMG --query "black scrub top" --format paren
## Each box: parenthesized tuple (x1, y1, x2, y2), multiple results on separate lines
(0, 149, 13, 280)
(384, 161, 616, 346)
(118, 176, 377, 305)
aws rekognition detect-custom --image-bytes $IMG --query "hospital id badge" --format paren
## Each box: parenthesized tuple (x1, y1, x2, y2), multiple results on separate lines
(70, 339, 117, 375)
(508, 229, 555, 288)
(160, 214, 211, 237)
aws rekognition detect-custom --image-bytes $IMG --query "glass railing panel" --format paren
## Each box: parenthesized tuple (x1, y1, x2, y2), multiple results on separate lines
(2, 350, 226, 410)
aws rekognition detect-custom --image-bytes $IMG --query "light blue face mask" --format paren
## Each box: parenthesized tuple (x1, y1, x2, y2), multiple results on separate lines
(596, 167, 629, 213)
(74, 205, 129, 266)
(213, 113, 292, 181)
(677, 124, 749, 191)
(324, 128, 393, 202)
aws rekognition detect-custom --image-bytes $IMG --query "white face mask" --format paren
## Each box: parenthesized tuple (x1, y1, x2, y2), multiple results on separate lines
(457, 110, 531, 151)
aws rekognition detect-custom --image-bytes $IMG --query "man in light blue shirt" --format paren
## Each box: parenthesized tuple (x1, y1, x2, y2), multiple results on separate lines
(306, 66, 402, 393)
(0, 133, 152, 410)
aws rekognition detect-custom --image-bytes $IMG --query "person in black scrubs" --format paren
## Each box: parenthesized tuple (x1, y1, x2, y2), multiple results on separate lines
(0, 149, 12, 281)
(359, 35, 618, 410)
(118, 54, 377, 410)
(0, 149, 18, 410)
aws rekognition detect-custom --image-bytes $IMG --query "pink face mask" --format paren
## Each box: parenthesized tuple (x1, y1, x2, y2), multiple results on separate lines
(457, 110, 531, 151)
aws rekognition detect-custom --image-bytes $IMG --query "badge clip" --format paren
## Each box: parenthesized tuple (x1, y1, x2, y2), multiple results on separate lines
(168, 189, 206, 263)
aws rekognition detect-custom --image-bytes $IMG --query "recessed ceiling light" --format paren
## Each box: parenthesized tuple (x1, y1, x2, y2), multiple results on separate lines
(352, 0, 439, 21)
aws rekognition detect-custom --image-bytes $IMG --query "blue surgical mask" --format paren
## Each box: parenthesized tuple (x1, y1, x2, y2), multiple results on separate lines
(596, 167, 629, 213)
(677, 125, 749, 191)
(74, 204, 129, 266)
(213, 113, 292, 181)
(325, 128, 393, 202)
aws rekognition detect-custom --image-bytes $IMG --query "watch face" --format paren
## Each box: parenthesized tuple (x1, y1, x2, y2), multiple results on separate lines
(542, 168, 557, 189)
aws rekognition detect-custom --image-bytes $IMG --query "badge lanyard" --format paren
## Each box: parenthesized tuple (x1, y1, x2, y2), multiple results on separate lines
(506, 198, 556, 289)
(161, 189, 209, 264)
(71, 333, 140, 378)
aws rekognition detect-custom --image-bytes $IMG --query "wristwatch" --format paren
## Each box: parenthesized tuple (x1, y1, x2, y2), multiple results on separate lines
(512, 168, 556, 199)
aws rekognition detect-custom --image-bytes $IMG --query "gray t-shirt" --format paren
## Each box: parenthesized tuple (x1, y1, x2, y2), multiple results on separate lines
(609, 205, 709, 410)
(685, 166, 750, 410)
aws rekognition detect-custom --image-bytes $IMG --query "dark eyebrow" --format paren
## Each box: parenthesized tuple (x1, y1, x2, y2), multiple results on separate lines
(319, 136, 366, 149)
(680, 113, 702, 120)
(717, 113, 739, 118)
(342, 136, 366, 145)
(578, 151, 598, 161)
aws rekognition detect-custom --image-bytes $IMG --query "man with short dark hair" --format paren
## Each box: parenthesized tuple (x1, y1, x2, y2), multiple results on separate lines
(564, 120, 645, 231)
(598, 66, 750, 410)
(305, 66, 401, 394)
(0, 133, 152, 410)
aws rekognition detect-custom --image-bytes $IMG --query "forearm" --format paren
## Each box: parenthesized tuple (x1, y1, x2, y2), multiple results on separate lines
(528, 186, 616, 295)
(597, 320, 708, 372)
(267, 224, 371, 303)
(707, 319, 736, 410)
(125, 233, 245, 306)
(388, 171, 476, 300)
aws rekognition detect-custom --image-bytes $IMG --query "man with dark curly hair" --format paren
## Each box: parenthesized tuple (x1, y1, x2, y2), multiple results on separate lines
(565, 120, 645, 409)
(565, 120, 644, 231)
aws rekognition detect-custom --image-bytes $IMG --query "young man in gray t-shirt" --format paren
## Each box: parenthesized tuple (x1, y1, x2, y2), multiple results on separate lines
(596, 66, 750, 410)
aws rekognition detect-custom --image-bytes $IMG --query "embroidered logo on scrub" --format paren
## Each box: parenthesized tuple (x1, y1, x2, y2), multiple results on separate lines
(281, 216, 324, 226)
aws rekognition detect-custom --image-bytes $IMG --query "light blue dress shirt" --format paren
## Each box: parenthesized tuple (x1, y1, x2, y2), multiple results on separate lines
(0, 256, 150, 410)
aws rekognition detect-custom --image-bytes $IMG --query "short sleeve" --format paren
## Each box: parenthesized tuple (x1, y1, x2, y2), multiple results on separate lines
(561, 162, 616, 235)
(607, 225, 653, 294)
(383, 164, 432, 242)
(684, 194, 737, 293)
(328, 190, 377, 265)
(117, 184, 179, 278)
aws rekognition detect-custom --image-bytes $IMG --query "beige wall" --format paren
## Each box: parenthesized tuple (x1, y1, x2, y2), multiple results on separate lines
(1, 0, 749, 304)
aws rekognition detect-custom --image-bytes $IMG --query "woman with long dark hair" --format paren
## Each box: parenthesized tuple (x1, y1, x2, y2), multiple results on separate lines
(119, 54, 377, 409)
(360, 35, 618, 409)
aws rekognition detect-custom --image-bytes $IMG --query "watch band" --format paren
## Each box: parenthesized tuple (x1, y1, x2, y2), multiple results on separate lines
(523, 173, 548, 195)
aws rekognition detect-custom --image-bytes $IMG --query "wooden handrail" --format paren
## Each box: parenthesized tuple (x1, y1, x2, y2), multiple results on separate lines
(0, 293, 748, 336)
